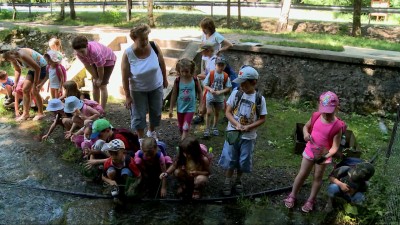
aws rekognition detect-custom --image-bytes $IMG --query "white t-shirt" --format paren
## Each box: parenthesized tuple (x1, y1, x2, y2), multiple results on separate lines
(226, 90, 268, 139)
(201, 32, 225, 60)
(48, 67, 61, 89)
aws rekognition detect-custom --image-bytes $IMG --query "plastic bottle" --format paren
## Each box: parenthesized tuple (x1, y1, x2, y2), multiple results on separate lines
(378, 118, 388, 135)
(340, 133, 346, 146)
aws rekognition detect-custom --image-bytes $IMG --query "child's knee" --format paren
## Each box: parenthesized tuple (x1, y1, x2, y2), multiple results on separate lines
(194, 175, 208, 186)
(327, 184, 341, 198)
(174, 168, 185, 178)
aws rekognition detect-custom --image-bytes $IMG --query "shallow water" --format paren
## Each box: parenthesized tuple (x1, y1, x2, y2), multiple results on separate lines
(0, 122, 326, 224)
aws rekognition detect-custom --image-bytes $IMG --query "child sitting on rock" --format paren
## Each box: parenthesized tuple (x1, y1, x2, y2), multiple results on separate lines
(0, 70, 15, 106)
(160, 137, 210, 199)
(135, 137, 172, 198)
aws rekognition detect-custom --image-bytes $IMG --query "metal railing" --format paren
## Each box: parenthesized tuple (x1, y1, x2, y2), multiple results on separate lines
(2, 1, 400, 14)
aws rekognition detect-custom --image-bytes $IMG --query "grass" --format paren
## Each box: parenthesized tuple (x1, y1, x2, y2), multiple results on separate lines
(1, 11, 399, 52)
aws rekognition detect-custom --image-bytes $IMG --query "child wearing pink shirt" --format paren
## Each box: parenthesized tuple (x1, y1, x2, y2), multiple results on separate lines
(72, 36, 116, 110)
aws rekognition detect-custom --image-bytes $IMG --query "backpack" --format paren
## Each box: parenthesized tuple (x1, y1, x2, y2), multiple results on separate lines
(138, 141, 168, 159)
(309, 112, 347, 147)
(232, 90, 263, 117)
(174, 76, 200, 94)
(209, 70, 229, 89)
(209, 56, 238, 89)
(83, 99, 105, 116)
(112, 128, 140, 155)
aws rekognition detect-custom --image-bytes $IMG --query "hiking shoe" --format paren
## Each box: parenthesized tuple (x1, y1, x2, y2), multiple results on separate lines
(223, 182, 232, 196)
(212, 128, 219, 136)
(235, 181, 243, 194)
(193, 115, 204, 124)
(3, 96, 14, 105)
(203, 128, 210, 138)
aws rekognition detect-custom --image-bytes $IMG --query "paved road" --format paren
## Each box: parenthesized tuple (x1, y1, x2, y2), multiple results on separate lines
(1, 21, 400, 63)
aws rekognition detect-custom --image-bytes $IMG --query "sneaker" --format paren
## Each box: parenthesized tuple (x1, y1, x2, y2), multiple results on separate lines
(203, 128, 210, 138)
(223, 182, 231, 196)
(193, 115, 204, 124)
(212, 128, 219, 136)
(3, 96, 14, 105)
(146, 130, 158, 141)
(111, 185, 119, 197)
(235, 181, 243, 194)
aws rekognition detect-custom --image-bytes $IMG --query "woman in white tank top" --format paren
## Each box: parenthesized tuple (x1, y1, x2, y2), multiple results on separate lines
(121, 24, 168, 145)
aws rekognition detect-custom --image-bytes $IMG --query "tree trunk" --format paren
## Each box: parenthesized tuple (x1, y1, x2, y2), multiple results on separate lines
(227, 0, 231, 28)
(238, 0, 241, 26)
(126, 0, 132, 22)
(352, 0, 362, 36)
(276, 0, 291, 33)
(148, 0, 155, 27)
(60, 0, 65, 20)
(12, 0, 17, 20)
(69, 0, 76, 20)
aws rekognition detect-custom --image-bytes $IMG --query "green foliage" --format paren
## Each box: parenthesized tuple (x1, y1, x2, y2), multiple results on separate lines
(62, 146, 82, 162)
(301, 0, 370, 7)
(0, 9, 12, 19)
(100, 10, 123, 25)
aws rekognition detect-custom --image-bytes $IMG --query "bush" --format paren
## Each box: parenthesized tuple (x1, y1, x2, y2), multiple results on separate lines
(0, 9, 12, 19)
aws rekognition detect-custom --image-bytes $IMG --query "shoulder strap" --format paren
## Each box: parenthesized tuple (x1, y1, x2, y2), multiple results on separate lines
(309, 112, 321, 133)
(193, 76, 199, 93)
(255, 92, 262, 116)
(174, 76, 180, 90)
(328, 119, 346, 141)
(209, 70, 215, 85)
(149, 41, 158, 56)
(233, 90, 244, 111)
(222, 72, 228, 85)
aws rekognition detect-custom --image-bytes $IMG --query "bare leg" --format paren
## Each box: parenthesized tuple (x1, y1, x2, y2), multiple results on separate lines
(92, 81, 100, 104)
(307, 163, 327, 201)
(100, 84, 108, 110)
(213, 107, 219, 128)
(20, 79, 32, 119)
(289, 157, 315, 198)
(32, 85, 44, 115)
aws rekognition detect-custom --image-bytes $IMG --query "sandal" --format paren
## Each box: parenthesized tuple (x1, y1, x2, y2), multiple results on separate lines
(192, 189, 201, 200)
(16, 115, 30, 122)
(33, 114, 46, 121)
(301, 199, 315, 213)
(284, 194, 296, 209)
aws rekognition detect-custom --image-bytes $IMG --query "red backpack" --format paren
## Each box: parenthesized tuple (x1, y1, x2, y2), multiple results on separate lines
(309, 112, 347, 146)
(209, 70, 228, 88)
(112, 128, 140, 155)
(174, 76, 200, 93)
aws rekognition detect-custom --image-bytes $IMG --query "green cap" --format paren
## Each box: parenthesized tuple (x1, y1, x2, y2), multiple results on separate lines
(91, 119, 113, 139)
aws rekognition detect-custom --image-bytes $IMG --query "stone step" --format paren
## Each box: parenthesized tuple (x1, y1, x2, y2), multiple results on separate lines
(152, 39, 191, 50)
(160, 48, 185, 58)
(164, 56, 180, 69)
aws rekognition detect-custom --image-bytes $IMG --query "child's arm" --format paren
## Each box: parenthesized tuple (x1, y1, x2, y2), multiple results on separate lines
(217, 86, 231, 95)
(225, 104, 241, 130)
(102, 174, 117, 187)
(159, 157, 168, 198)
(42, 117, 60, 141)
(160, 162, 176, 179)
(325, 130, 342, 158)
(196, 78, 203, 104)
(302, 118, 312, 142)
(329, 175, 350, 192)
(79, 106, 100, 121)
(241, 115, 266, 131)
(169, 81, 178, 118)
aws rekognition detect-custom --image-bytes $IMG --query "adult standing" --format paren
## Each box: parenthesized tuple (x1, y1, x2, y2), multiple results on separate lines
(121, 24, 168, 144)
(72, 36, 116, 110)
(2, 48, 47, 121)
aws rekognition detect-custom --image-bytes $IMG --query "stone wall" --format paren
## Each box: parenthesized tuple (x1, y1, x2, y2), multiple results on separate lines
(221, 45, 400, 114)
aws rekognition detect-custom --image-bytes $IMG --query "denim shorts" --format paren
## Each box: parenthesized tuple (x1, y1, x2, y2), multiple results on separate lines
(107, 167, 133, 177)
(218, 139, 255, 173)
(206, 100, 224, 111)
(327, 183, 365, 204)
(130, 86, 163, 130)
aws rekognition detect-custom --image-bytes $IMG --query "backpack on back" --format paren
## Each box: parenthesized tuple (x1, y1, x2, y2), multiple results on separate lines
(209, 70, 229, 88)
(232, 90, 263, 117)
(112, 128, 140, 155)
(83, 99, 105, 116)
(174, 76, 200, 94)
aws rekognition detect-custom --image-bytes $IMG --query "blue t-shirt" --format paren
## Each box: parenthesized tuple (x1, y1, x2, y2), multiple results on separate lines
(177, 79, 196, 113)
(1, 77, 14, 88)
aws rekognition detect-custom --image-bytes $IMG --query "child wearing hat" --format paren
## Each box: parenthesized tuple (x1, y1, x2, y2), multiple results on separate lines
(42, 98, 72, 141)
(101, 139, 141, 197)
(202, 56, 232, 137)
(326, 162, 375, 211)
(219, 65, 267, 196)
(64, 96, 101, 140)
(284, 91, 345, 213)
(37, 50, 66, 99)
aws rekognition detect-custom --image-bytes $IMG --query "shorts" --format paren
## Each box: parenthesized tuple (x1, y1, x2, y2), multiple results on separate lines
(107, 167, 133, 178)
(302, 148, 332, 164)
(130, 86, 163, 130)
(26, 66, 47, 82)
(218, 139, 255, 173)
(177, 112, 194, 132)
(206, 100, 224, 111)
(92, 63, 115, 85)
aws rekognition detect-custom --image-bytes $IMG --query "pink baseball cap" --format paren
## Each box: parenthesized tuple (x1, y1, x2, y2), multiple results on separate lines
(319, 91, 339, 113)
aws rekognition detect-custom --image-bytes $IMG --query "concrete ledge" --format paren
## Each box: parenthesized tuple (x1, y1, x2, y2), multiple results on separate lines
(231, 44, 400, 68)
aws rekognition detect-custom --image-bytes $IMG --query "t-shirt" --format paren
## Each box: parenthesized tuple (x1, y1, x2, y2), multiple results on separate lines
(226, 90, 267, 139)
(134, 150, 172, 170)
(103, 156, 141, 178)
(76, 41, 116, 67)
(201, 32, 225, 60)
(203, 71, 232, 103)
(1, 77, 14, 88)
(330, 166, 368, 192)
(177, 79, 196, 113)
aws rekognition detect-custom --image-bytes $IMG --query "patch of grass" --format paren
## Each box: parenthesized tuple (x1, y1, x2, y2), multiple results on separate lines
(62, 145, 82, 162)
(265, 40, 344, 51)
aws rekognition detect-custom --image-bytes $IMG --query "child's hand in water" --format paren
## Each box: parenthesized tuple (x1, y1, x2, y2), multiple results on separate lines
(160, 187, 167, 198)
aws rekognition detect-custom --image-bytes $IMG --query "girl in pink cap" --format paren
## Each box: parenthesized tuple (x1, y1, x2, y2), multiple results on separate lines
(284, 91, 346, 213)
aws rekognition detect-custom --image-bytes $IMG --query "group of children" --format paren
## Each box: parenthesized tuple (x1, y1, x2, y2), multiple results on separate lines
(0, 17, 375, 211)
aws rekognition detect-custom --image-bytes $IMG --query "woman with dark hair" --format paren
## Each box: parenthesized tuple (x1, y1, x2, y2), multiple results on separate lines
(2, 48, 47, 121)
(72, 36, 116, 110)
(121, 24, 168, 144)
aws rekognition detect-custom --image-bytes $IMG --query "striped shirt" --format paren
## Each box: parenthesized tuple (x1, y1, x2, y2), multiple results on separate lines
(76, 41, 116, 67)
